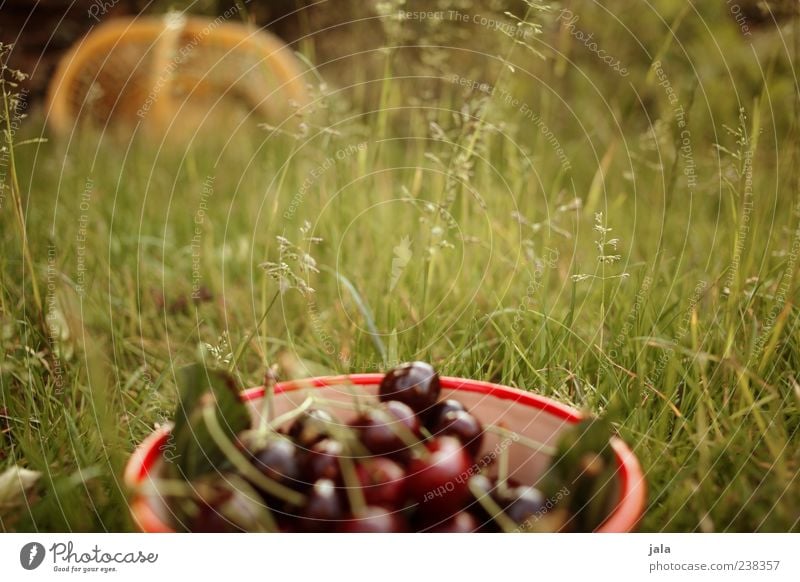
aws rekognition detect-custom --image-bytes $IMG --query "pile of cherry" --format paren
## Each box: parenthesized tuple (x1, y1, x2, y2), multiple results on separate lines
(163, 362, 617, 532)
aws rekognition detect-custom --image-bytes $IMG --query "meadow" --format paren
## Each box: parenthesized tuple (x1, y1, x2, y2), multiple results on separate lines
(0, 0, 798, 531)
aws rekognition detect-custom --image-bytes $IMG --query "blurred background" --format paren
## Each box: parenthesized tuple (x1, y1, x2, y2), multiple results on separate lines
(2, 0, 798, 102)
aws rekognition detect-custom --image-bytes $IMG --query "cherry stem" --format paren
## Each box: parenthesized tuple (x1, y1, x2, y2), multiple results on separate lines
(142, 478, 195, 498)
(225, 473, 280, 532)
(468, 477, 517, 533)
(344, 383, 366, 416)
(257, 366, 278, 433)
(228, 290, 279, 374)
(306, 396, 361, 411)
(377, 407, 426, 456)
(337, 453, 367, 516)
(266, 395, 314, 431)
(485, 424, 555, 456)
(201, 403, 306, 506)
(497, 440, 510, 494)
(316, 415, 372, 459)
(312, 395, 428, 459)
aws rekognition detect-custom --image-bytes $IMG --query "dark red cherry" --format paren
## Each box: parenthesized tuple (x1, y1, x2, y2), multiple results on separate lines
(304, 438, 344, 482)
(423, 398, 467, 428)
(288, 408, 337, 448)
(246, 438, 303, 488)
(431, 410, 484, 458)
(427, 510, 479, 533)
(299, 479, 345, 532)
(352, 400, 420, 457)
(339, 506, 408, 532)
(187, 482, 237, 532)
(187, 474, 271, 532)
(406, 436, 472, 519)
(356, 458, 406, 508)
(494, 485, 547, 525)
(379, 362, 441, 414)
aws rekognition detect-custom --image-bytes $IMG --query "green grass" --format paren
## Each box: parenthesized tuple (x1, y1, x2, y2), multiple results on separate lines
(1, 0, 799, 532)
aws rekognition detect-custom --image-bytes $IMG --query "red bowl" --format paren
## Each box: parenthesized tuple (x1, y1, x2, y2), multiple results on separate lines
(124, 374, 646, 532)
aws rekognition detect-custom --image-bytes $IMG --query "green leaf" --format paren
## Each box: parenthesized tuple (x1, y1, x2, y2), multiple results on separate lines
(541, 417, 619, 531)
(171, 363, 250, 480)
(178, 473, 278, 532)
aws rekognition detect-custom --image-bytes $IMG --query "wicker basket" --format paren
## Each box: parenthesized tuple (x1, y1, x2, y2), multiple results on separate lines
(46, 13, 309, 135)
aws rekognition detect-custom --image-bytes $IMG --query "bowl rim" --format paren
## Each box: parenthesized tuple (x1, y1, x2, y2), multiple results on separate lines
(124, 374, 646, 533)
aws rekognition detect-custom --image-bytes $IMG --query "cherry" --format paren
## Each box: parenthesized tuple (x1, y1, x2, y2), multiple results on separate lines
(379, 362, 441, 414)
(339, 506, 408, 533)
(187, 483, 238, 532)
(355, 457, 406, 508)
(288, 408, 337, 448)
(245, 437, 303, 489)
(465, 474, 500, 531)
(431, 410, 484, 458)
(352, 400, 420, 457)
(406, 436, 472, 519)
(495, 485, 546, 525)
(187, 474, 271, 532)
(427, 511, 479, 533)
(304, 438, 344, 483)
(423, 398, 467, 429)
(299, 479, 345, 532)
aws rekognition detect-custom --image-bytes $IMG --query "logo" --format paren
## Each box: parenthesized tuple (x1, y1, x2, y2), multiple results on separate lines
(20, 542, 46, 570)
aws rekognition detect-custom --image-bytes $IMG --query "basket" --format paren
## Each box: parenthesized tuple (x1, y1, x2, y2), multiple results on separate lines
(124, 374, 646, 533)
(46, 14, 309, 135)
